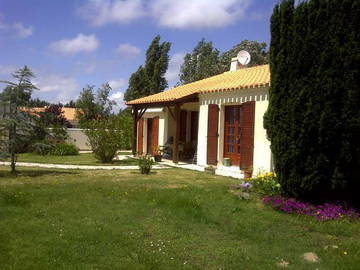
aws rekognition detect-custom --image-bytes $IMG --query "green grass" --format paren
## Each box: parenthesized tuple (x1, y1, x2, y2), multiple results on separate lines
(15, 153, 139, 166)
(0, 167, 359, 269)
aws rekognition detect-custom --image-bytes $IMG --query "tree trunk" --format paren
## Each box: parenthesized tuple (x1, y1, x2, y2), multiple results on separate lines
(10, 122, 16, 174)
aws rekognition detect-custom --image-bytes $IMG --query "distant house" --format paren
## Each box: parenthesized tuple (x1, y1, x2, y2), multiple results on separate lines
(127, 60, 272, 178)
(23, 107, 79, 127)
(21, 107, 90, 150)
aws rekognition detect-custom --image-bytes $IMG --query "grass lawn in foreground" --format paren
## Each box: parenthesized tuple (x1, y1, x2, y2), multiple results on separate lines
(15, 152, 139, 166)
(0, 167, 359, 269)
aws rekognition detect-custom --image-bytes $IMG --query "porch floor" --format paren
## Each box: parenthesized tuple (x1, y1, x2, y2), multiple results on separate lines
(159, 159, 246, 179)
(159, 159, 205, 172)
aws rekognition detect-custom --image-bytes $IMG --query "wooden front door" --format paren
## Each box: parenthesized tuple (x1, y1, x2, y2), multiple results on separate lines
(146, 117, 159, 155)
(224, 105, 243, 166)
(147, 119, 153, 154)
(137, 118, 144, 154)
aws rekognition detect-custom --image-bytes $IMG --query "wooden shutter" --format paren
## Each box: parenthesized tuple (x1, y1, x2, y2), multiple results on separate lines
(137, 118, 144, 154)
(191, 111, 199, 142)
(179, 110, 187, 142)
(207, 104, 219, 165)
(239, 101, 255, 170)
(151, 117, 159, 155)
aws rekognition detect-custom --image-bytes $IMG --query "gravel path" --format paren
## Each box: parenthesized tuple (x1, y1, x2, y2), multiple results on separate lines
(0, 162, 169, 170)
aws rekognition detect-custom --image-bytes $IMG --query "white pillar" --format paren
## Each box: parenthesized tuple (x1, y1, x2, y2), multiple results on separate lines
(197, 104, 208, 166)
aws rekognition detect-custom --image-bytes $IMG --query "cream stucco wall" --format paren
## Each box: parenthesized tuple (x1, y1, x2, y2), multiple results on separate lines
(253, 100, 272, 173)
(197, 87, 272, 173)
(141, 109, 167, 153)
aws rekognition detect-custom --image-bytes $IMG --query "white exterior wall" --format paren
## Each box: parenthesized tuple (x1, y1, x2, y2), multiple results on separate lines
(197, 104, 208, 166)
(253, 100, 272, 173)
(141, 108, 168, 153)
(197, 87, 272, 173)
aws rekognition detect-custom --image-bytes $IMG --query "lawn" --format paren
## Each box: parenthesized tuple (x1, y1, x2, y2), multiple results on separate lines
(0, 167, 359, 269)
(15, 152, 139, 166)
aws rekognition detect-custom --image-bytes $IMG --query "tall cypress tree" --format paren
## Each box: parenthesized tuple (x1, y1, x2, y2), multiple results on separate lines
(264, 0, 360, 204)
(124, 35, 171, 102)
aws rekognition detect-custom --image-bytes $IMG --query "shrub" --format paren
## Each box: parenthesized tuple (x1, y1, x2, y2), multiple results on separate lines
(49, 143, 79, 156)
(264, 0, 360, 203)
(263, 196, 360, 221)
(31, 142, 53, 155)
(250, 171, 282, 196)
(138, 154, 154, 174)
(85, 116, 131, 163)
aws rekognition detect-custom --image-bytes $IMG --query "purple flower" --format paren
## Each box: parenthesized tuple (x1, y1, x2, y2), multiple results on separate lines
(240, 182, 252, 191)
(262, 196, 360, 221)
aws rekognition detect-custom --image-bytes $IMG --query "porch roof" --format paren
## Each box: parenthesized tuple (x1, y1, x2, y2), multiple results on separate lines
(126, 64, 270, 106)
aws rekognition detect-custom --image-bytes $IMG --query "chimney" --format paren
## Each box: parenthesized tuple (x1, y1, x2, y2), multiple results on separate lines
(230, 57, 246, 71)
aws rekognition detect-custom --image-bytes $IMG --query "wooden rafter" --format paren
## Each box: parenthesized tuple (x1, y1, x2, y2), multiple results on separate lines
(137, 107, 147, 121)
(167, 106, 175, 120)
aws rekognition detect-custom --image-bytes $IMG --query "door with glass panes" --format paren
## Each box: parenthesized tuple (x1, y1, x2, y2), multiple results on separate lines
(224, 105, 243, 166)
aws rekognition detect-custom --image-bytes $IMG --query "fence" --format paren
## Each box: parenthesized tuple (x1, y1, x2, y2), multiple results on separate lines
(66, 128, 91, 150)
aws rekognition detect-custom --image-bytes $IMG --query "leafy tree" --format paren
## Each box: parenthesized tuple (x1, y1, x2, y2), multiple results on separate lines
(27, 98, 50, 107)
(85, 114, 132, 163)
(64, 100, 76, 108)
(219, 40, 269, 72)
(264, 0, 360, 204)
(124, 35, 171, 101)
(179, 39, 269, 85)
(76, 83, 116, 127)
(0, 66, 37, 173)
(34, 104, 70, 142)
(179, 39, 221, 84)
(124, 67, 150, 102)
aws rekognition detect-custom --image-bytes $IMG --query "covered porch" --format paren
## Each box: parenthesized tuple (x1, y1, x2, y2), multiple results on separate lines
(130, 94, 199, 164)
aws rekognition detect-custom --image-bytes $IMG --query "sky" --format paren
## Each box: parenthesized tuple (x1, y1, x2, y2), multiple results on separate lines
(0, 0, 277, 110)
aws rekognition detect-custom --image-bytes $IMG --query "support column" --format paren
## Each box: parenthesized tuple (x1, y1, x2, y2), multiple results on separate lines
(173, 103, 180, 164)
(132, 106, 138, 156)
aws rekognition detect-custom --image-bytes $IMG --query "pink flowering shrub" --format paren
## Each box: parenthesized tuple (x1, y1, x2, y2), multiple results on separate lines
(263, 196, 360, 221)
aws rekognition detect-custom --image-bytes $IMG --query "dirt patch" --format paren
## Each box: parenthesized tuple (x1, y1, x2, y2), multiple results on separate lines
(303, 252, 320, 263)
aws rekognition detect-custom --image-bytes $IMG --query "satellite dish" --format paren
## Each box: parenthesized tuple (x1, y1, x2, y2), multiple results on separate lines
(237, 50, 251, 66)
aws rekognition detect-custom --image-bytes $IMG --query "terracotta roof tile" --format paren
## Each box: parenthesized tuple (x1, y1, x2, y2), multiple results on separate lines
(126, 64, 270, 105)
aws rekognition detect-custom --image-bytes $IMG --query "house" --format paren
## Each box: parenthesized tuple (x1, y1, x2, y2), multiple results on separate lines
(22, 107, 80, 127)
(126, 60, 271, 178)
(21, 107, 91, 150)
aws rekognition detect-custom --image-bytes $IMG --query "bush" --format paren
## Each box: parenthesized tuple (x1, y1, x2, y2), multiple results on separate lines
(250, 171, 282, 196)
(264, 0, 360, 203)
(48, 143, 79, 156)
(85, 116, 131, 163)
(31, 142, 53, 155)
(138, 154, 154, 174)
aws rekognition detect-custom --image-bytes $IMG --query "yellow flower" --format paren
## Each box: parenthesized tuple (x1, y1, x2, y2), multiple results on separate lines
(343, 251, 348, 255)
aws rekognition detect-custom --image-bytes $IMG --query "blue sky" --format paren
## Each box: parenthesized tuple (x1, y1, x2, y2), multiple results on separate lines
(0, 0, 276, 109)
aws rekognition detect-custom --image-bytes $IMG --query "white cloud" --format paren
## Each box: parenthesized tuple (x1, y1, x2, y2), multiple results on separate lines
(79, 0, 144, 26)
(109, 91, 123, 100)
(150, 0, 251, 29)
(108, 79, 126, 90)
(115, 43, 140, 57)
(33, 73, 80, 103)
(0, 15, 34, 38)
(165, 52, 185, 88)
(12, 23, 34, 38)
(49, 34, 99, 55)
(79, 0, 253, 29)
(109, 91, 125, 110)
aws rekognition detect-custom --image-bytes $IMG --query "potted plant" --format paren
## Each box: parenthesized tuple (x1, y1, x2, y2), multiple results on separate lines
(242, 166, 253, 179)
(154, 145, 164, 162)
(138, 154, 154, 174)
